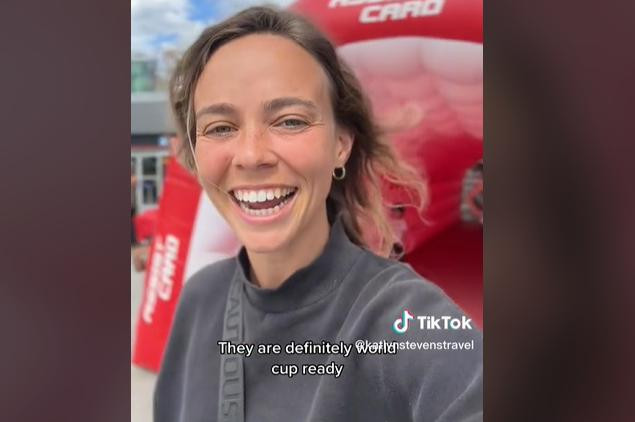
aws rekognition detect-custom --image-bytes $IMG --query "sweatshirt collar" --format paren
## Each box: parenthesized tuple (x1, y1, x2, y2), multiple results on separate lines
(234, 218, 362, 313)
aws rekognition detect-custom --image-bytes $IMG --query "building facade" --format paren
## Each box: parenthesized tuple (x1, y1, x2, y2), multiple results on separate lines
(131, 91, 175, 213)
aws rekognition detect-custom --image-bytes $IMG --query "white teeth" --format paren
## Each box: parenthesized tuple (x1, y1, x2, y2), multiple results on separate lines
(237, 193, 294, 217)
(232, 187, 296, 203)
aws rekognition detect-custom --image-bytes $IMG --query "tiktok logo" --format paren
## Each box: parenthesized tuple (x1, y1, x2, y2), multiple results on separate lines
(392, 309, 414, 334)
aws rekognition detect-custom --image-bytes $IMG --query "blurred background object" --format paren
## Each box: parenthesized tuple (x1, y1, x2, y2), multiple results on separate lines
(461, 160, 483, 224)
(131, 53, 158, 93)
(130, 92, 172, 214)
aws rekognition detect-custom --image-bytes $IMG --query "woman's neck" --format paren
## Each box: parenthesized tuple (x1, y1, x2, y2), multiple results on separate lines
(246, 214, 330, 290)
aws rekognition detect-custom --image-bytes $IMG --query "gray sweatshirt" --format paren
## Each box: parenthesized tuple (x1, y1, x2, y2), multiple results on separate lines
(154, 219, 482, 421)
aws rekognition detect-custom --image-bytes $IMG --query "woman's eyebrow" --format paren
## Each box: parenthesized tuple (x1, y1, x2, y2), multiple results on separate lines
(263, 97, 319, 116)
(195, 103, 239, 119)
(195, 98, 319, 120)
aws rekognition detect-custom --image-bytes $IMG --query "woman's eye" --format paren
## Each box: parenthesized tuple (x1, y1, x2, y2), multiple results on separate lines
(204, 125, 236, 138)
(275, 118, 308, 130)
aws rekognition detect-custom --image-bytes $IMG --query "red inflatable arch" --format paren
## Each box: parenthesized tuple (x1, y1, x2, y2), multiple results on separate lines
(291, 0, 483, 326)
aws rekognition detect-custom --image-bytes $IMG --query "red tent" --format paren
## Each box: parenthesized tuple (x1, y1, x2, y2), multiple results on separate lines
(292, 0, 483, 326)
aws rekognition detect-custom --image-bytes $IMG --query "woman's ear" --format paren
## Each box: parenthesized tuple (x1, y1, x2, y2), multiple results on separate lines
(335, 128, 354, 167)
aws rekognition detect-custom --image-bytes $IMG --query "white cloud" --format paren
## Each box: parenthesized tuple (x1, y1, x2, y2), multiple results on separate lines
(131, 0, 299, 84)
(131, 0, 204, 56)
(131, 0, 297, 56)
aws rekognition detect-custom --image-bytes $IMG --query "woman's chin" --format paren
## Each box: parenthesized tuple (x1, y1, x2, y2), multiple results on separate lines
(240, 232, 292, 255)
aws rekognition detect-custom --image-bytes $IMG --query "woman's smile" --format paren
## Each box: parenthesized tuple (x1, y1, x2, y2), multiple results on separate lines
(228, 185, 299, 223)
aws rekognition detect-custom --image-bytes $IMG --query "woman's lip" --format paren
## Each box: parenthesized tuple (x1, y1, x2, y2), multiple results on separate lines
(231, 189, 298, 225)
(229, 184, 298, 192)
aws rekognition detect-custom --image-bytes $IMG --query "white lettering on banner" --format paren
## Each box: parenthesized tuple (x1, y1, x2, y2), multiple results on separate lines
(142, 234, 181, 324)
(329, 0, 445, 23)
(360, 5, 381, 21)
(360, 0, 445, 23)
(142, 237, 163, 324)
(158, 235, 179, 301)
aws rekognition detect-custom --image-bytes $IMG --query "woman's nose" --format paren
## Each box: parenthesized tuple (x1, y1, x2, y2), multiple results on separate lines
(233, 127, 277, 169)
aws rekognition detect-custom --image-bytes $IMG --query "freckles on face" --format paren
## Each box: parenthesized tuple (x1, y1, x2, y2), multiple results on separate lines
(194, 140, 232, 192)
(276, 129, 336, 215)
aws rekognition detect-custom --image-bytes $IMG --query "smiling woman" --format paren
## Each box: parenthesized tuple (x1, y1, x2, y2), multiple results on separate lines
(170, 9, 427, 263)
(155, 6, 482, 422)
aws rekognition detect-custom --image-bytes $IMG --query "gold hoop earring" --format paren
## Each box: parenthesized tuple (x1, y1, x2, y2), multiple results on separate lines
(332, 166, 346, 180)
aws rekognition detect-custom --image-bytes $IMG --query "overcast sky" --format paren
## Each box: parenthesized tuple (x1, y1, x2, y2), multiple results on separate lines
(131, 0, 296, 57)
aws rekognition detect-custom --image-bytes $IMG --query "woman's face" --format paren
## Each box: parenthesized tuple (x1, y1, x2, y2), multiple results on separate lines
(193, 34, 352, 254)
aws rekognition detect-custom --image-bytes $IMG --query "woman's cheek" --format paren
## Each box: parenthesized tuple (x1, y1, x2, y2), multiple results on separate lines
(277, 133, 335, 177)
(195, 142, 232, 187)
